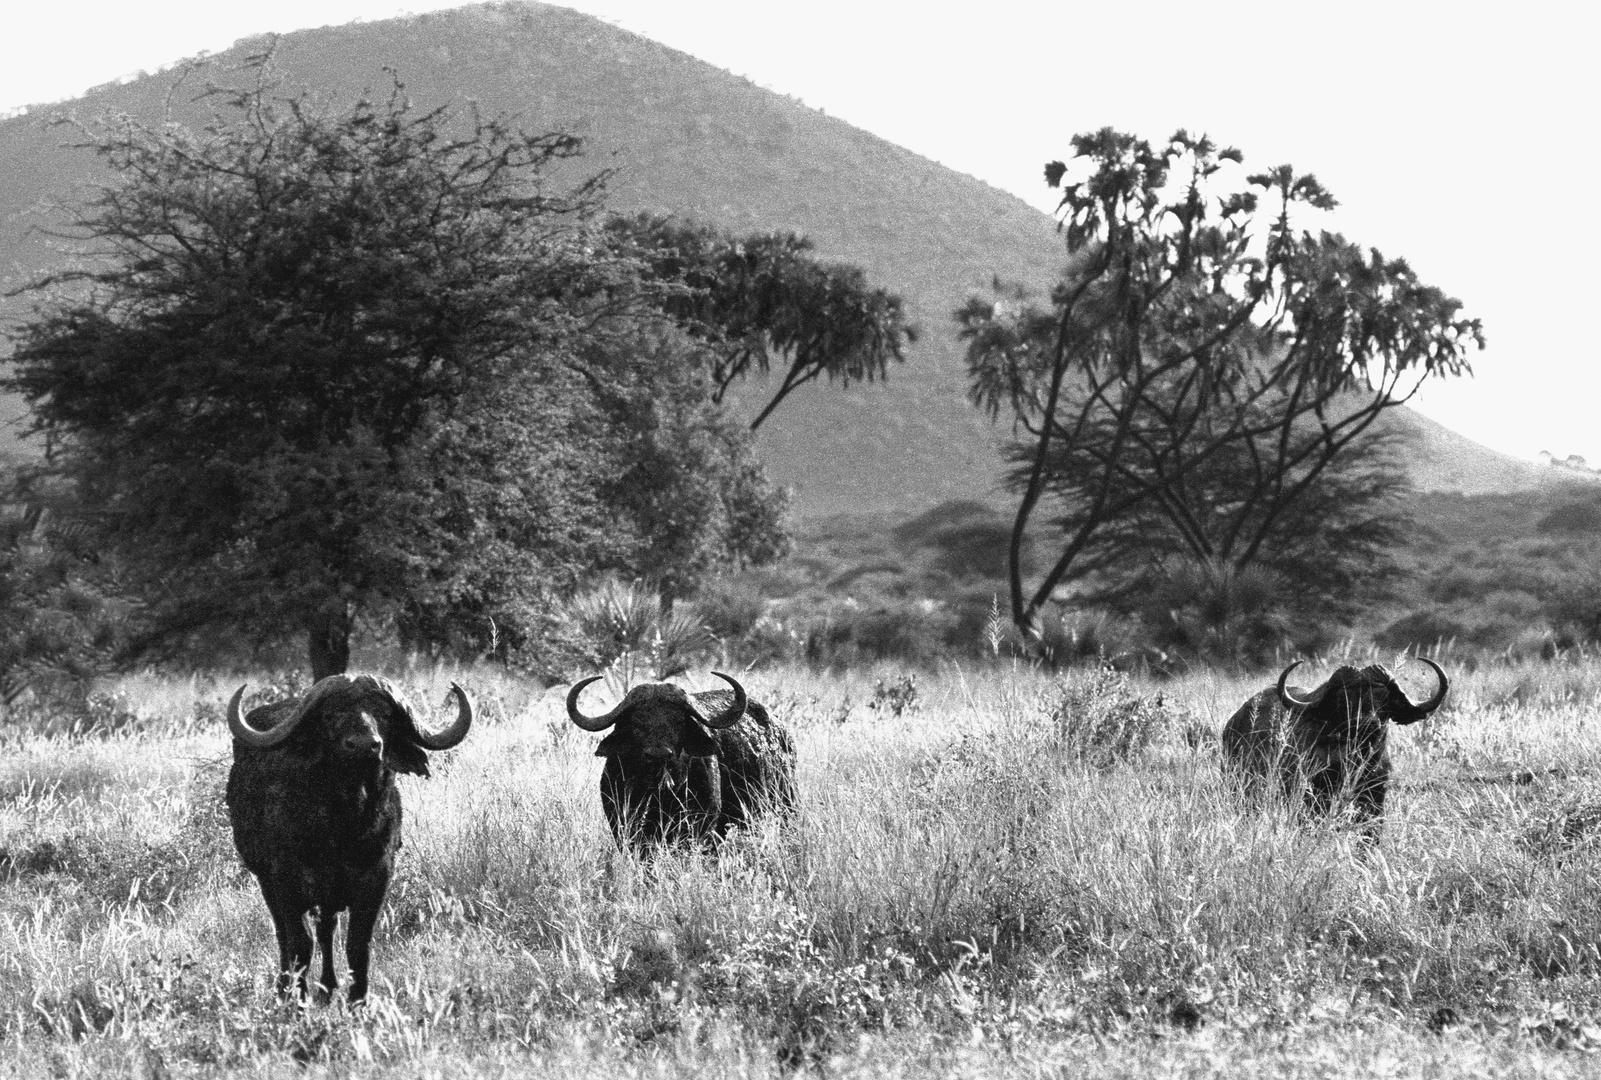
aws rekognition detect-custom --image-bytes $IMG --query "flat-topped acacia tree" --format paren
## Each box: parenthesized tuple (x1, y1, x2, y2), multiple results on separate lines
(961, 129, 1484, 648)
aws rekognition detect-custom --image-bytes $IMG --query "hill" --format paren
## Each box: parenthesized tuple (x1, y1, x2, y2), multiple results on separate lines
(0, 1, 1555, 513)
(1383, 407, 1596, 496)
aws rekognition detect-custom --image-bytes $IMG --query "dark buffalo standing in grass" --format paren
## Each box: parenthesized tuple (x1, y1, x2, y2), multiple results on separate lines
(1221, 658, 1448, 832)
(566, 671, 796, 851)
(225, 674, 474, 1002)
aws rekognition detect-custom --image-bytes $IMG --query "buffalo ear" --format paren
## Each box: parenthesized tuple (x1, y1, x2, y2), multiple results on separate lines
(595, 731, 627, 758)
(682, 720, 719, 759)
(385, 739, 431, 777)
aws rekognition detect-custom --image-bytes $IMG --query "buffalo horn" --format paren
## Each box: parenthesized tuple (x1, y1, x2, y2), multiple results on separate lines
(698, 671, 748, 730)
(226, 684, 306, 749)
(567, 676, 627, 731)
(1277, 661, 1319, 709)
(1413, 656, 1450, 714)
(408, 682, 476, 750)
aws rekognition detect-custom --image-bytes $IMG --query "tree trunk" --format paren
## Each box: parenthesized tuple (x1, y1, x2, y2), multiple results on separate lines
(307, 602, 352, 681)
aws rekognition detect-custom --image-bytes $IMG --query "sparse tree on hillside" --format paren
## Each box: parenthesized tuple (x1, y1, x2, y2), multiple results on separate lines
(960, 129, 1483, 647)
(4, 71, 787, 678)
(609, 214, 917, 429)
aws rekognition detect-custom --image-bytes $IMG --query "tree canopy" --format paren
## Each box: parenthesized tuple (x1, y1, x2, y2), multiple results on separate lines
(961, 129, 1483, 656)
(607, 214, 917, 429)
(4, 72, 788, 678)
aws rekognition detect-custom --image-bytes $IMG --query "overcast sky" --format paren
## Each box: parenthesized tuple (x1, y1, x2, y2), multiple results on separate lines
(3, 1, 1596, 466)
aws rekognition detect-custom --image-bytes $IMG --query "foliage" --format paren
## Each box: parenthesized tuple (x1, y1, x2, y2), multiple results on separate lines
(0, 471, 130, 710)
(1045, 664, 1173, 767)
(2, 67, 787, 677)
(561, 576, 715, 679)
(960, 128, 1482, 647)
(607, 213, 917, 429)
(581, 323, 792, 599)
(868, 673, 920, 717)
(1094, 426, 1410, 664)
(1377, 489, 1601, 657)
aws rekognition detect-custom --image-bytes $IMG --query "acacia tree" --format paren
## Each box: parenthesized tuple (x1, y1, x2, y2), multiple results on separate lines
(961, 129, 1483, 643)
(1103, 427, 1412, 662)
(608, 214, 917, 428)
(4, 73, 786, 677)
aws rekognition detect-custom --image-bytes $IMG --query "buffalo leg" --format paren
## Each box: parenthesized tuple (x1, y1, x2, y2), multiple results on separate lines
(345, 887, 385, 1004)
(268, 908, 299, 998)
(261, 879, 313, 999)
(314, 907, 339, 1002)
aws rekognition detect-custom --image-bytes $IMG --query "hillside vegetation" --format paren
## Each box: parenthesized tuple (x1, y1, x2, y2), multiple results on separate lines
(3, 661, 1601, 1076)
(711, 484, 1601, 671)
(0, 1, 1557, 514)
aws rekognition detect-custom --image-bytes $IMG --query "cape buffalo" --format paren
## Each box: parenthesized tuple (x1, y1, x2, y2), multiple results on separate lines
(566, 671, 796, 851)
(224, 674, 474, 1002)
(1221, 658, 1448, 832)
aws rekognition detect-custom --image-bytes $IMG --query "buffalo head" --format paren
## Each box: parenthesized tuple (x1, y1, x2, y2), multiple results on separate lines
(568, 671, 746, 765)
(1275, 657, 1448, 735)
(228, 674, 475, 776)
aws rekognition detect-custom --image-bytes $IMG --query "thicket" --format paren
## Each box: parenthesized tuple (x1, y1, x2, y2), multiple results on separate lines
(1375, 488, 1601, 658)
(657, 486, 1601, 676)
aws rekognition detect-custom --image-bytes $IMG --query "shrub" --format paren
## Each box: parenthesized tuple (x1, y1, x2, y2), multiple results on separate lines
(561, 577, 715, 677)
(693, 576, 769, 641)
(868, 674, 920, 718)
(796, 597, 959, 669)
(1541, 574, 1601, 648)
(1032, 608, 1145, 669)
(1045, 666, 1171, 767)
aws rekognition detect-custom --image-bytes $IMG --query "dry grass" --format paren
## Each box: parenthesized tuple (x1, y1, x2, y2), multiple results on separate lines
(1, 659, 1600, 1076)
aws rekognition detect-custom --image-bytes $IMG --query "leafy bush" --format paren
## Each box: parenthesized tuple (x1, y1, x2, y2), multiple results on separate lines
(798, 599, 960, 669)
(868, 674, 920, 718)
(1045, 666, 1172, 767)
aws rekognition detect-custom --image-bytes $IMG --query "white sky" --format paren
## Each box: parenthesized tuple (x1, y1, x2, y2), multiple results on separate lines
(2, 1, 1597, 465)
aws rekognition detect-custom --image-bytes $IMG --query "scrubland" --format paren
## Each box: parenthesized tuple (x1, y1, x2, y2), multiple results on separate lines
(2, 659, 1601, 1077)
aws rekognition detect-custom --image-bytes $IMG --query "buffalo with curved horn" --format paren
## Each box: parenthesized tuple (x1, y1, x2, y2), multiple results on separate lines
(566, 671, 796, 851)
(1221, 657, 1448, 832)
(224, 674, 474, 1002)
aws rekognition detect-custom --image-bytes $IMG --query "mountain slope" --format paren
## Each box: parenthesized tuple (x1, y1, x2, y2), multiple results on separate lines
(0, 1, 1547, 512)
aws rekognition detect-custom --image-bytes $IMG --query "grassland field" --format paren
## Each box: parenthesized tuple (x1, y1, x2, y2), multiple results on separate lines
(3, 658, 1601, 1077)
